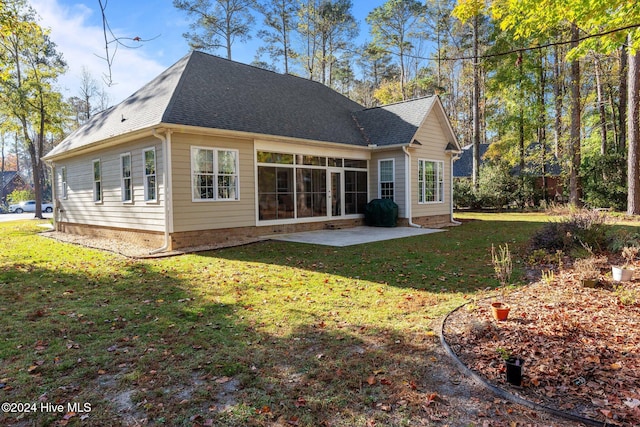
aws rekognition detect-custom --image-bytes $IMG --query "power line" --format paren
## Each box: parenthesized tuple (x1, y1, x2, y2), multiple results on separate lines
(360, 23, 640, 62)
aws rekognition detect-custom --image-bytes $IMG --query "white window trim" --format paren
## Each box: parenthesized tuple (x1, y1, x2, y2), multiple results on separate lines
(190, 146, 240, 202)
(92, 159, 102, 204)
(418, 158, 445, 204)
(121, 152, 133, 203)
(142, 147, 158, 203)
(378, 158, 395, 200)
(60, 166, 67, 200)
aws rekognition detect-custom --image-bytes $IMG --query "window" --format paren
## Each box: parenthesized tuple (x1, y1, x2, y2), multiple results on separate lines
(258, 167, 294, 220)
(296, 168, 326, 218)
(191, 147, 239, 201)
(256, 151, 368, 221)
(60, 167, 67, 199)
(418, 159, 444, 203)
(345, 170, 368, 214)
(121, 153, 133, 202)
(93, 160, 102, 203)
(378, 159, 394, 200)
(143, 148, 157, 201)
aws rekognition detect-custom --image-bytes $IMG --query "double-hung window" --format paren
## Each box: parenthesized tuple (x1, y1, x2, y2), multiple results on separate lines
(93, 160, 102, 203)
(121, 153, 133, 202)
(60, 166, 67, 199)
(418, 159, 444, 203)
(143, 148, 157, 202)
(378, 159, 394, 200)
(191, 147, 239, 201)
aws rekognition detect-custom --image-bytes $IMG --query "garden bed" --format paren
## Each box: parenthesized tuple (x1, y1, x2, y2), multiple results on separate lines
(443, 269, 640, 426)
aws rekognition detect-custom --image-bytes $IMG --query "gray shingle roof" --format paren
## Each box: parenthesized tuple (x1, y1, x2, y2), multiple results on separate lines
(353, 97, 436, 147)
(46, 51, 444, 159)
(162, 52, 366, 145)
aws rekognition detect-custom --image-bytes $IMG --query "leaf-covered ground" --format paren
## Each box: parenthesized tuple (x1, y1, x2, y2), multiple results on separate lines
(443, 265, 640, 426)
(0, 216, 589, 426)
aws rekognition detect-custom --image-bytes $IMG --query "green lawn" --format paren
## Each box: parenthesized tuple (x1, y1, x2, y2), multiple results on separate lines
(0, 214, 547, 426)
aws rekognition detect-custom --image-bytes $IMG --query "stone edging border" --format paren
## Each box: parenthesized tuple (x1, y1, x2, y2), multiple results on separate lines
(439, 302, 606, 427)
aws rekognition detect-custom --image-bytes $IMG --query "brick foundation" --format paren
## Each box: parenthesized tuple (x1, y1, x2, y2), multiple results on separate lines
(170, 218, 365, 250)
(398, 214, 454, 229)
(56, 215, 454, 253)
(56, 222, 164, 249)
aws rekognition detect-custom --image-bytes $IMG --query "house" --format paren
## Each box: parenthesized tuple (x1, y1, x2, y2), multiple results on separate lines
(453, 143, 563, 201)
(43, 51, 461, 253)
(1, 171, 28, 204)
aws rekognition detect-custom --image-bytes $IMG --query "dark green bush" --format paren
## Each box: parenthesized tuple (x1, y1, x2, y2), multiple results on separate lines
(453, 178, 480, 208)
(477, 162, 517, 209)
(529, 209, 610, 253)
(581, 153, 626, 211)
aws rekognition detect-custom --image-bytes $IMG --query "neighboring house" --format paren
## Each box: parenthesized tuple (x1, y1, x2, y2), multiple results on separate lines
(1, 171, 28, 204)
(453, 143, 563, 200)
(452, 144, 490, 179)
(43, 51, 461, 253)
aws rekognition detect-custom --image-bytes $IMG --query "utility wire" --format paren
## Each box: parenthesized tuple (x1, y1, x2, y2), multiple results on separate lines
(357, 23, 640, 62)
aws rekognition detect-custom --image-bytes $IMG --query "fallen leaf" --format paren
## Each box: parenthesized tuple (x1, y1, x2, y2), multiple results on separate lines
(366, 376, 376, 385)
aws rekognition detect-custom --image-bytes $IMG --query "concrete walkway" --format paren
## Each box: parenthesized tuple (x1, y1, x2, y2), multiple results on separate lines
(268, 226, 444, 247)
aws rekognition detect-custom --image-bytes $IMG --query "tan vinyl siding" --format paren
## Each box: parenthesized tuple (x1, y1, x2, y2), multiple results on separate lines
(170, 133, 255, 232)
(54, 137, 166, 232)
(370, 150, 406, 218)
(411, 113, 453, 217)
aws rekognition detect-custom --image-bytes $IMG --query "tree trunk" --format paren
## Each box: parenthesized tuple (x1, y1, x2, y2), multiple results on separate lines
(553, 43, 563, 158)
(594, 55, 608, 154)
(472, 13, 480, 188)
(627, 42, 640, 215)
(568, 24, 581, 206)
(619, 45, 628, 153)
(538, 50, 548, 201)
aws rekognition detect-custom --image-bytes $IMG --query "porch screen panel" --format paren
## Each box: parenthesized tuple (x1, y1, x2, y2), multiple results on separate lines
(258, 166, 294, 220)
(345, 170, 367, 214)
(296, 168, 326, 218)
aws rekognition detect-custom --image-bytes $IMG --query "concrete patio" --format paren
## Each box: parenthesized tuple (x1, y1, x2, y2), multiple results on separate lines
(268, 226, 444, 247)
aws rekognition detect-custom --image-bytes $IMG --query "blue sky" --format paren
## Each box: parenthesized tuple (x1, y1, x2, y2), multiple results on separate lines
(29, 0, 388, 106)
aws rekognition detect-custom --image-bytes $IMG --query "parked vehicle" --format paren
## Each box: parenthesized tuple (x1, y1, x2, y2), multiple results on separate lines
(8, 200, 53, 213)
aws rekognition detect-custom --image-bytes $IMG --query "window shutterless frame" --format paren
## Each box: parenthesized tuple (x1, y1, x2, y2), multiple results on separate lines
(378, 158, 394, 200)
(190, 146, 240, 202)
(61, 166, 67, 200)
(92, 159, 102, 203)
(142, 147, 157, 202)
(418, 159, 444, 203)
(121, 153, 133, 203)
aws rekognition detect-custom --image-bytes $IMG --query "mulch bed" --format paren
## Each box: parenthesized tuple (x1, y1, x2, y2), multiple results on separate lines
(442, 267, 640, 426)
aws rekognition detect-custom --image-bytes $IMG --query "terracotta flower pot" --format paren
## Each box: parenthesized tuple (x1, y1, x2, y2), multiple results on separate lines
(491, 302, 510, 321)
(612, 266, 633, 282)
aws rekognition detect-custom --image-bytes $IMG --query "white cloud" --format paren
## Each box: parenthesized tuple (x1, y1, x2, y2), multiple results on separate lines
(30, 0, 168, 106)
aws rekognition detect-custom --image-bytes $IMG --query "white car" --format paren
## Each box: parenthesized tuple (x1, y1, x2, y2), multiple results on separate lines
(8, 200, 53, 214)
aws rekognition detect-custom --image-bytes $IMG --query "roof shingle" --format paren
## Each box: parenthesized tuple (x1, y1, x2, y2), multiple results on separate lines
(46, 51, 443, 159)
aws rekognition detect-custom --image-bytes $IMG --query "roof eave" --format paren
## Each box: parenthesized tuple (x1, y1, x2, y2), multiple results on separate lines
(43, 127, 158, 162)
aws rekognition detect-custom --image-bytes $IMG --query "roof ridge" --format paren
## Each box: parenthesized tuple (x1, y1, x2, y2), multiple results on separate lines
(359, 95, 436, 112)
(162, 52, 197, 123)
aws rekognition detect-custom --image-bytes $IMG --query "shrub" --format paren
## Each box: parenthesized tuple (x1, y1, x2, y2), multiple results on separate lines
(529, 209, 610, 253)
(453, 178, 480, 208)
(476, 162, 517, 209)
(7, 189, 35, 204)
(581, 153, 626, 211)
